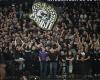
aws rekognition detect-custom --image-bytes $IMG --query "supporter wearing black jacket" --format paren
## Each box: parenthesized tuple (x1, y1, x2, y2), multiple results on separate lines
(24, 46, 34, 74)
(76, 48, 90, 76)
(95, 46, 100, 74)
(89, 46, 97, 77)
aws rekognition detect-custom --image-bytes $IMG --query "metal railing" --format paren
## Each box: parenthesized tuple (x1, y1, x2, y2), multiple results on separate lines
(4, 60, 100, 80)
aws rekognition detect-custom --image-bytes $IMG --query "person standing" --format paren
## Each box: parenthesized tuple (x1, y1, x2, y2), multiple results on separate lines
(24, 46, 33, 75)
(94, 44, 100, 76)
(49, 41, 61, 78)
(38, 47, 49, 79)
(89, 44, 97, 77)
(76, 48, 90, 80)
(0, 44, 6, 80)
(66, 50, 74, 75)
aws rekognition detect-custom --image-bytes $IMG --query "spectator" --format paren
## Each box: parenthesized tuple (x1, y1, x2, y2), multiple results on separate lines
(38, 47, 49, 78)
(0, 1, 100, 79)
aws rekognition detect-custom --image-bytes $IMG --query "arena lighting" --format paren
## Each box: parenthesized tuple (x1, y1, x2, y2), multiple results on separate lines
(30, 2, 57, 30)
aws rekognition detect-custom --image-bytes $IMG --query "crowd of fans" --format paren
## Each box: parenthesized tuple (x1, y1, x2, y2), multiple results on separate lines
(0, 1, 100, 80)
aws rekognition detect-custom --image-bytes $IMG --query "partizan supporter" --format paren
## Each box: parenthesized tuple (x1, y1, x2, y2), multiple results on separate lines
(0, 1, 100, 79)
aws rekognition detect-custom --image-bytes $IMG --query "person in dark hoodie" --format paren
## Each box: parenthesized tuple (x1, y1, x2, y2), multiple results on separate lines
(24, 46, 33, 75)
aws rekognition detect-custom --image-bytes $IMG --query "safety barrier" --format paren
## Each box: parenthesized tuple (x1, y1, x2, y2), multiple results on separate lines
(4, 60, 100, 80)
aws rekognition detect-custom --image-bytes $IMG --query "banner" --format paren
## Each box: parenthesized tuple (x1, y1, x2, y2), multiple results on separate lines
(30, 2, 57, 30)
